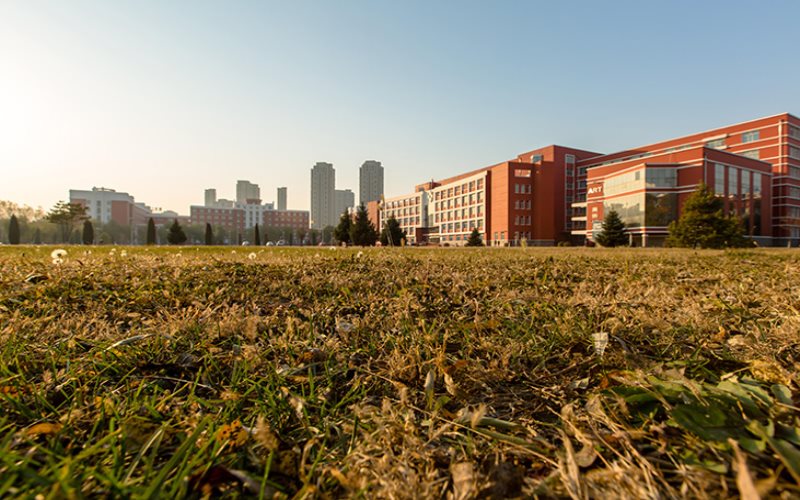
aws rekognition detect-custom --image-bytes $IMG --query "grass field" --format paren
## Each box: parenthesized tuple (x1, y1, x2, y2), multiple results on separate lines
(1, 245, 799, 498)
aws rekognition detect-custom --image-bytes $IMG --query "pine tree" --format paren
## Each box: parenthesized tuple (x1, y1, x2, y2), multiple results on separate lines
(82, 220, 94, 245)
(594, 210, 628, 247)
(146, 218, 157, 245)
(8, 214, 20, 245)
(46, 201, 88, 243)
(205, 223, 213, 246)
(254, 224, 261, 246)
(334, 210, 352, 245)
(380, 216, 406, 246)
(350, 203, 378, 246)
(666, 183, 751, 249)
(167, 219, 187, 245)
(465, 228, 483, 247)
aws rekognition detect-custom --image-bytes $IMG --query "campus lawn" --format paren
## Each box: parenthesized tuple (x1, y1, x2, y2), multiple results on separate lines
(1, 245, 799, 498)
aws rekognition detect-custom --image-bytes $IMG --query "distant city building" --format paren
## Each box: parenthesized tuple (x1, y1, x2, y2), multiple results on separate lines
(191, 205, 245, 234)
(334, 189, 355, 219)
(70, 187, 152, 226)
(204, 188, 217, 207)
(236, 180, 260, 204)
(359, 160, 384, 205)
(263, 209, 309, 233)
(310, 162, 336, 229)
(277, 187, 287, 211)
(239, 201, 275, 229)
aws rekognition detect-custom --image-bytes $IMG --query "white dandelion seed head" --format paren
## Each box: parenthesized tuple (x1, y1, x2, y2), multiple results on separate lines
(248, 252, 257, 260)
(329, 246, 336, 251)
(52, 257, 64, 265)
(120, 250, 128, 257)
(356, 251, 364, 258)
(50, 249, 67, 259)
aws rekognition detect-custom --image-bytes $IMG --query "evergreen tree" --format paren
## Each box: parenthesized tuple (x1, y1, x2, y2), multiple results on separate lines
(254, 224, 261, 246)
(666, 183, 751, 249)
(333, 210, 352, 245)
(167, 219, 187, 245)
(82, 220, 94, 245)
(594, 210, 628, 247)
(146, 218, 157, 245)
(8, 214, 20, 245)
(350, 203, 378, 246)
(380, 216, 406, 246)
(205, 223, 213, 246)
(33, 227, 42, 245)
(46, 201, 88, 243)
(465, 228, 484, 247)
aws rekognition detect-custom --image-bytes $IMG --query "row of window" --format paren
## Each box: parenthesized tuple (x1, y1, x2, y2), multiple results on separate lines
(440, 219, 485, 233)
(789, 126, 800, 140)
(386, 206, 421, 217)
(514, 199, 532, 210)
(790, 147, 800, 159)
(513, 183, 532, 194)
(434, 206, 484, 222)
(433, 179, 485, 200)
(384, 197, 421, 209)
(513, 215, 532, 226)
(714, 163, 763, 199)
(434, 192, 483, 210)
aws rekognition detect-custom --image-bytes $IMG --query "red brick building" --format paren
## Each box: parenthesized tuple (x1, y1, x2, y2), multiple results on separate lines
(190, 205, 245, 233)
(572, 113, 798, 245)
(262, 209, 309, 232)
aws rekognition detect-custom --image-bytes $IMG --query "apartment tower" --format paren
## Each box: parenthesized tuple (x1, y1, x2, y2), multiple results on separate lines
(359, 160, 384, 205)
(310, 162, 336, 229)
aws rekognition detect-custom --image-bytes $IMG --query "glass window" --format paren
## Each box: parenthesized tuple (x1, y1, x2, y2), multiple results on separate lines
(565, 154, 576, 165)
(742, 130, 760, 143)
(605, 170, 644, 197)
(789, 126, 800, 140)
(728, 167, 738, 199)
(714, 163, 725, 195)
(604, 193, 644, 228)
(645, 168, 677, 188)
(790, 147, 800, 159)
(645, 193, 678, 226)
(706, 138, 726, 149)
(741, 150, 760, 159)
(742, 171, 751, 199)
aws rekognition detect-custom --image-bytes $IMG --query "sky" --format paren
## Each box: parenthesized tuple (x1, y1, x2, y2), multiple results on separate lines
(2, 0, 799, 214)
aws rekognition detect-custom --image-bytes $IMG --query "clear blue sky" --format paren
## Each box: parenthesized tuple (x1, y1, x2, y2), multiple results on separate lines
(2, 0, 798, 214)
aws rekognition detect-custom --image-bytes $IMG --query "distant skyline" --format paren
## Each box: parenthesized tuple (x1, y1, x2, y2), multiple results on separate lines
(2, 1, 799, 214)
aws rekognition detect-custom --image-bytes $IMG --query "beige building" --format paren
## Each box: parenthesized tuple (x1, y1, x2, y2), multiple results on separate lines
(310, 162, 336, 229)
(359, 160, 384, 205)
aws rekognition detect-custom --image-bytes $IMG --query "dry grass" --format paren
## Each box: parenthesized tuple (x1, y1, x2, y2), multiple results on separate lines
(0, 245, 799, 498)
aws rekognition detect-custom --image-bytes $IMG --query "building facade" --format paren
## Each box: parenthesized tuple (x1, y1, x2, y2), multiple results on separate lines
(236, 180, 260, 204)
(571, 112, 798, 245)
(204, 189, 217, 207)
(359, 160, 384, 205)
(263, 209, 310, 233)
(277, 187, 287, 211)
(310, 162, 336, 229)
(335, 189, 355, 219)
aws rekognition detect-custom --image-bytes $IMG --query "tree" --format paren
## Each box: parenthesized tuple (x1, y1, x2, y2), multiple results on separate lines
(46, 201, 88, 243)
(33, 228, 42, 245)
(146, 218, 156, 245)
(8, 215, 20, 245)
(465, 228, 483, 247)
(167, 219, 187, 245)
(334, 210, 352, 245)
(82, 220, 94, 245)
(380, 216, 406, 246)
(594, 210, 628, 247)
(322, 225, 335, 245)
(666, 183, 751, 249)
(254, 224, 261, 246)
(205, 223, 213, 245)
(350, 203, 378, 246)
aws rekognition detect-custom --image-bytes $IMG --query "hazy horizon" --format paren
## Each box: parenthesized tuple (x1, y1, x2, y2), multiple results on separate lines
(2, 1, 799, 214)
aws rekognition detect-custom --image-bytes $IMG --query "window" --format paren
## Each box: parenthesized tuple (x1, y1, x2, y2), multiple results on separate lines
(790, 147, 800, 159)
(645, 168, 677, 188)
(728, 168, 738, 199)
(531, 154, 543, 164)
(515, 169, 531, 177)
(706, 138, 726, 149)
(742, 170, 751, 199)
(790, 126, 800, 140)
(514, 184, 520, 194)
(605, 170, 644, 197)
(714, 163, 725, 195)
(741, 149, 760, 159)
(604, 193, 644, 228)
(565, 154, 576, 165)
(742, 130, 760, 143)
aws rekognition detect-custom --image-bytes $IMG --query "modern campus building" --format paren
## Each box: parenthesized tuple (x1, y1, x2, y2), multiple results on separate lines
(310, 162, 336, 229)
(359, 160, 384, 205)
(373, 112, 799, 246)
